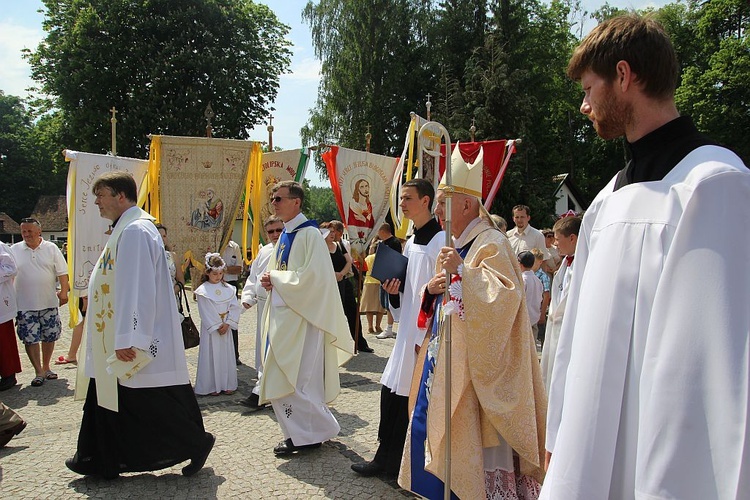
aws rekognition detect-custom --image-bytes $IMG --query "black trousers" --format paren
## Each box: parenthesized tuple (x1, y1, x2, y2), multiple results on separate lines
(227, 280, 240, 361)
(338, 279, 370, 351)
(373, 385, 409, 475)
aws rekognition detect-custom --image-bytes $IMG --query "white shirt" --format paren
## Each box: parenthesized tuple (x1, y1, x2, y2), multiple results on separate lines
(522, 269, 543, 324)
(11, 239, 67, 311)
(507, 224, 549, 259)
(221, 240, 243, 281)
(241, 242, 274, 307)
(0, 242, 18, 323)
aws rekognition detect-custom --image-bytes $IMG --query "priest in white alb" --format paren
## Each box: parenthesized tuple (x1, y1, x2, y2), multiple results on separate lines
(259, 181, 353, 455)
(66, 171, 214, 479)
(542, 15, 750, 499)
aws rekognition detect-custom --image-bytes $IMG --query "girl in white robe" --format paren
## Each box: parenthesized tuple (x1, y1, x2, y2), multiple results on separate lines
(194, 253, 241, 396)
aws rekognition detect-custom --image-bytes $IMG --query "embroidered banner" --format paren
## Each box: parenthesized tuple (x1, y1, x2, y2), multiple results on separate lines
(246, 148, 310, 251)
(146, 135, 257, 275)
(322, 146, 398, 262)
(65, 150, 149, 293)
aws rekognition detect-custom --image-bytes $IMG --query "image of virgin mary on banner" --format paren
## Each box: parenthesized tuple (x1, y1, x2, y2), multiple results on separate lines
(322, 146, 398, 262)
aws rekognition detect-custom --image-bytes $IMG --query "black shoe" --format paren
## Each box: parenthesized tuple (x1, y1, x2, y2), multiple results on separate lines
(0, 420, 26, 448)
(358, 346, 374, 353)
(239, 393, 268, 411)
(182, 432, 215, 476)
(0, 376, 17, 391)
(65, 454, 116, 478)
(273, 438, 321, 456)
(351, 460, 385, 477)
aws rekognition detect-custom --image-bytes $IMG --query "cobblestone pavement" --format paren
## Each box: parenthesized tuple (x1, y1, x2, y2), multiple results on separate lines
(0, 298, 414, 499)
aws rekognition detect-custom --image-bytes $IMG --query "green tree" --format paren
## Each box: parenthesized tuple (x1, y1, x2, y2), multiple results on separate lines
(26, 0, 292, 158)
(302, 180, 340, 222)
(301, 0, 435, 173)
(0, 92, 65, 220)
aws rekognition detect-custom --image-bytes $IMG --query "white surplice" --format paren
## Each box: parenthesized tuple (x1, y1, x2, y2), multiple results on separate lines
(194, 281, 241, 395)
(380, 228, 444, 396)
(542, 146, 750, 499)
(83, 209, 190, 389)
(540, 258, 572, 393)
(241, 242, 274, 371)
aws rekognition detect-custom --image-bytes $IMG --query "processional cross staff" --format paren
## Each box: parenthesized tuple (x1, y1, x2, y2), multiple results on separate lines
(418, 120, 453, 500)
(110, 107, 117, 156)
(267, 114, 274, 150)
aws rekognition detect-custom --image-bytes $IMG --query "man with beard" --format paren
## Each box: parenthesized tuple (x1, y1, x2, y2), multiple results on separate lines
(542, 14, 750, 499)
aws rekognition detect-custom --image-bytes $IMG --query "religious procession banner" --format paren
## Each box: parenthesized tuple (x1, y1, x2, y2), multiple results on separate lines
(437, 140, 518, 208)
(244, 148, 310, 257)
(65, 150, 149, 295)
(390, 114, 443, 239)
(322, 146, 399, 262)
(144, 135, 260, 278)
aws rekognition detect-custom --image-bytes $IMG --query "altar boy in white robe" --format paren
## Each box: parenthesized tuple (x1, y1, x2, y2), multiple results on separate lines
(259, 181, 353, 455)
(194, 253, 241, 396)
(66, 171, 213, 479)
(240, 215, 284, 409)
(542, 14, 750, 500)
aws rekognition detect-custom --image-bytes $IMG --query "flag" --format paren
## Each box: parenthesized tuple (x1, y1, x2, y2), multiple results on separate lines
(322, 146, 399, 262)
(145, 135, 258, 280)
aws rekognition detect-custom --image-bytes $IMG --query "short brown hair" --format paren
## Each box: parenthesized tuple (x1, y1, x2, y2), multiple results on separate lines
(553, 215, 582, 237)
(92, 171, 138, 202)
(263, 215, 283, 227)
(567, 14, 678, 100)
(403, 178, 435, 209)
(512, 205, 530, 216)
(272, 180, 304, 204)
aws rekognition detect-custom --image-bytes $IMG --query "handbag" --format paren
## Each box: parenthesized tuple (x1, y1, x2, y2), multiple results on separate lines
(177, 282, 200, 349)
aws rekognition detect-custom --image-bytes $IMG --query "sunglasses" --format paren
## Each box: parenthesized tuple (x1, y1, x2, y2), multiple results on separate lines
(20, 218, 40, 225)
(270, 196, 298, 203)
(266, 228, 283, 234)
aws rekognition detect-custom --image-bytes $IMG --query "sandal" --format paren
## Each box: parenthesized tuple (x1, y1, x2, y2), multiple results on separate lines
(44, 370, 58, 380)
(31, 376, 45, 387)
(223, 390, 235, 395)
(54, 356, 77, 365)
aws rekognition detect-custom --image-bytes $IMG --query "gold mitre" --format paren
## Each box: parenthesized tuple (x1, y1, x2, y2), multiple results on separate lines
(438, 142, 484, 199)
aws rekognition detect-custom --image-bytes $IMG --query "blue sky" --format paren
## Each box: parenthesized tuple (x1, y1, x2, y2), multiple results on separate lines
(0, 0, 665, 185)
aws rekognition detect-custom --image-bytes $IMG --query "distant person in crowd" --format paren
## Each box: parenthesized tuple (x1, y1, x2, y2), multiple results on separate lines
(194, 253, 241, 396)
(11, 218, 69, 387)
(541, 15, 750, 499)
(519, 251, 543, 332)
(240, 215, 284, 410)
(321, 223, 373, 353)
(490, 213, 507, 232)
(400, 151, 546, 499)
(54, 296, 86, 366)
(259, 181, 353, 456)
(531, 247, 551, 348)
(351, 178, 443, 479)
(506, 205, 548, 259)
(361, 240, 386, 334)
(374, 222, 402, 339)
(541, 228, 561, 274)
(221, 239, 244, 365)
(155, 223, 185, 297)
(66, 171, 213, 479)
(0, 241, 22, 391)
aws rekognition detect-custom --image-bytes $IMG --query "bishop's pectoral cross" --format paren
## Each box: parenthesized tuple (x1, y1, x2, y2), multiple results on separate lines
(99, 249, 114, 275)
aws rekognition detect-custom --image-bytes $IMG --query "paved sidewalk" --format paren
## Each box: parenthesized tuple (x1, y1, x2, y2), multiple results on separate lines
(0, 300, 413, 499)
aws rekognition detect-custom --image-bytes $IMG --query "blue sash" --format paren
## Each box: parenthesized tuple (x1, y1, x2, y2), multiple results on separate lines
(274, 219, 319, 270)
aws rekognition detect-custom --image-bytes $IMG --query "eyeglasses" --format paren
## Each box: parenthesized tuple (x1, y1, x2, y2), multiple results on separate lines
(20, 218, 40, 225)
(266, 228, 283, 234)
(270, 196, 298, 204)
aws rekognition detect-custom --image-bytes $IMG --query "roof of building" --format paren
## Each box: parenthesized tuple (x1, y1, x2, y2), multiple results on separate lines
(30, 195, 68, 231)
(0, 212, 21, 235)
(552, 173, 589, 210)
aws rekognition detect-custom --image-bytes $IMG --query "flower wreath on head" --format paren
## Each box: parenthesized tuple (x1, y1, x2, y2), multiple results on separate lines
(204, 252, 226, 272)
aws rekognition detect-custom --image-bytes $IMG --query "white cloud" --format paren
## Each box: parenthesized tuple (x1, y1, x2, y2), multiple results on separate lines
(282, 56, 321, 83)
(0, 21, 43, 97)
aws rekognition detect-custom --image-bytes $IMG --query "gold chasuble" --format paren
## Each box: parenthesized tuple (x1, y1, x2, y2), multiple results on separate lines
(259, 223, 353, 405)
(401, 218, 547, 499)
(86, 208, 155, 412)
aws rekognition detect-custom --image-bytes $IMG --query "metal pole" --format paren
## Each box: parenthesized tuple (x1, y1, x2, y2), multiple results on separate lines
(110, 107, 117, 155)
(417, 121, 452, 499)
